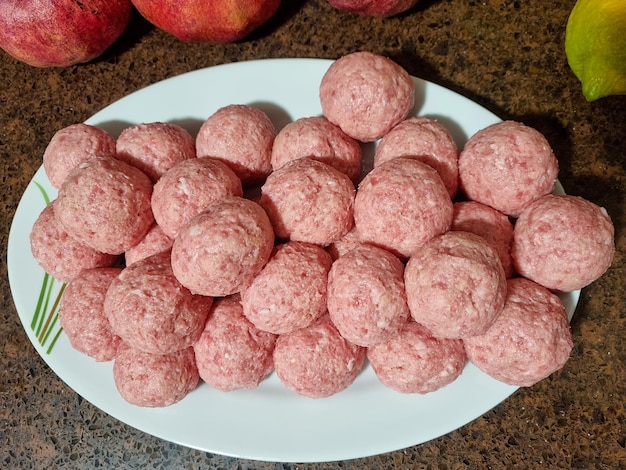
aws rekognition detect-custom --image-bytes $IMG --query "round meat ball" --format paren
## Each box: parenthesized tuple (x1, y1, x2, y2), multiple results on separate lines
(196, 104, 276, 186)
(54, 156, 154, 255)
(115, 122, 196, 183)
(452, 200, 515, 278)
(464, 277, 573, 387)
(124, 223, 173, 267)
(458, 120, 558, 217)
(258, 158, 355, 246)
(354, 157, 453, 259)
(194, 295, 277, 392)
(374, 117, 459, 198)
(404, 231, 507, 339)
(512, 194, 615, 292)
(319, 51, 415, 142)
(271, 116, 362, 182)
(43, 123, 116, 189)
(104, 251, 212, 355)
(367, 321, 467, 394)
(171, 196, 275, 297)
(327, 244, 410, 347)
(113, 342, 199, 407)
(30, 202, 118, 283)
(242, 241, 333, 335)
(273, 315, 366, 398)
(151, 156, 243, 238)
(58, 267, 122, 362)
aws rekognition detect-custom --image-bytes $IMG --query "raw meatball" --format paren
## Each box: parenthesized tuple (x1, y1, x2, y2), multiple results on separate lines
(54, 156, 154, 255)
(452, 200, 515, 278)
(319, 51, 415, 142)
(458, 121, 558, 217)
(367, 321, 466, 394)
(374, 117, 459, 198)
(464, 277, 573, 387)
(194, 295, 277, 392)
(327, 244, 410, 347)
(113, 342, 199, 407)
(43, 123, 116, 189)
(404, 231, 507, 339)
(354, 157, 453, 259)
(104, 251, 212, 355)
(273, 315, 366, 398)
(326, 226, 362, 260)
(196, 104, 276, 186)
(151, 157, 243, 238)
(30, 202, 118, 283)
(124, 223, 173, 266)
(171, 196, 274, 297)
(271, 116, 362, 182)
(58, 267, 122, 362)
(512, 194, 615, 292)
(242, 241, 333, 335)
(116, 122, 196, 183)
(258, 158, 355, 246)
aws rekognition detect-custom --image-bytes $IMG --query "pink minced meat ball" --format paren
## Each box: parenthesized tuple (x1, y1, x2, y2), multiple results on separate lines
(30, 202, 118, 283)
(458, 120, 558, 217)
(242, 241, 333, 335)
(171, 196, 275, 297)
(113, 342, 199, 407)
(124, 223, 173, 267)
(464, 277, 573, 387)
(104, 251, 212, 355)
(58, 267, 123, 362)
(512, 194, 615, 292)
(273, 315, 366, 398)
(327, 244, 410, 347)
(54, 156, 154, 255)
(195, 104, 276, 186)
(116, 121, 196, 183)
(452, 200, 515, 278)
(404, 231, 507, 339)
(354, 157, 453, 259)
(319, 51, 415, 142)
(258, 158, 355, 246)
(43, 123, 116, 189)
(151, 157, 243, 238)
(367, 321, 466, 394)
(194, 295, 277, 392)
(271, 116, 362, 182)
(374, 117, 459, 198)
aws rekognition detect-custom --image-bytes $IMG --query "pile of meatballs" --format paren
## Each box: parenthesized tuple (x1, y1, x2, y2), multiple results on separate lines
(30, 52, 614, 407)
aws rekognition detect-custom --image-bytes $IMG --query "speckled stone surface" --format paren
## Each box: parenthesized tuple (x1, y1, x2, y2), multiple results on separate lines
(1, 1, 625, 468)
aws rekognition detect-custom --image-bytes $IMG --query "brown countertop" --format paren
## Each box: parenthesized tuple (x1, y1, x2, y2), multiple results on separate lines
(1, 1, 625, 468)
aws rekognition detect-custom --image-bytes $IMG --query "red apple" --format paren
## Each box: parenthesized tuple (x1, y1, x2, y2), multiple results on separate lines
(327, 0, 419, 17)
(130, 0, 281, 43)
(0, 0, 133, 67)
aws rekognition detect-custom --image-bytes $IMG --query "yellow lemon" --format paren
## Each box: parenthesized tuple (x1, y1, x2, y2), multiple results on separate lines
(565, 0, 626, 101)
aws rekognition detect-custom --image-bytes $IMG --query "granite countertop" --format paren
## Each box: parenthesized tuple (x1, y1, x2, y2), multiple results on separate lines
(1, 1, 624, 468)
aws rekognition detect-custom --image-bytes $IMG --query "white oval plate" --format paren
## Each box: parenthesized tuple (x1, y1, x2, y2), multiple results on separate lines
(7, 58, 579, 463)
